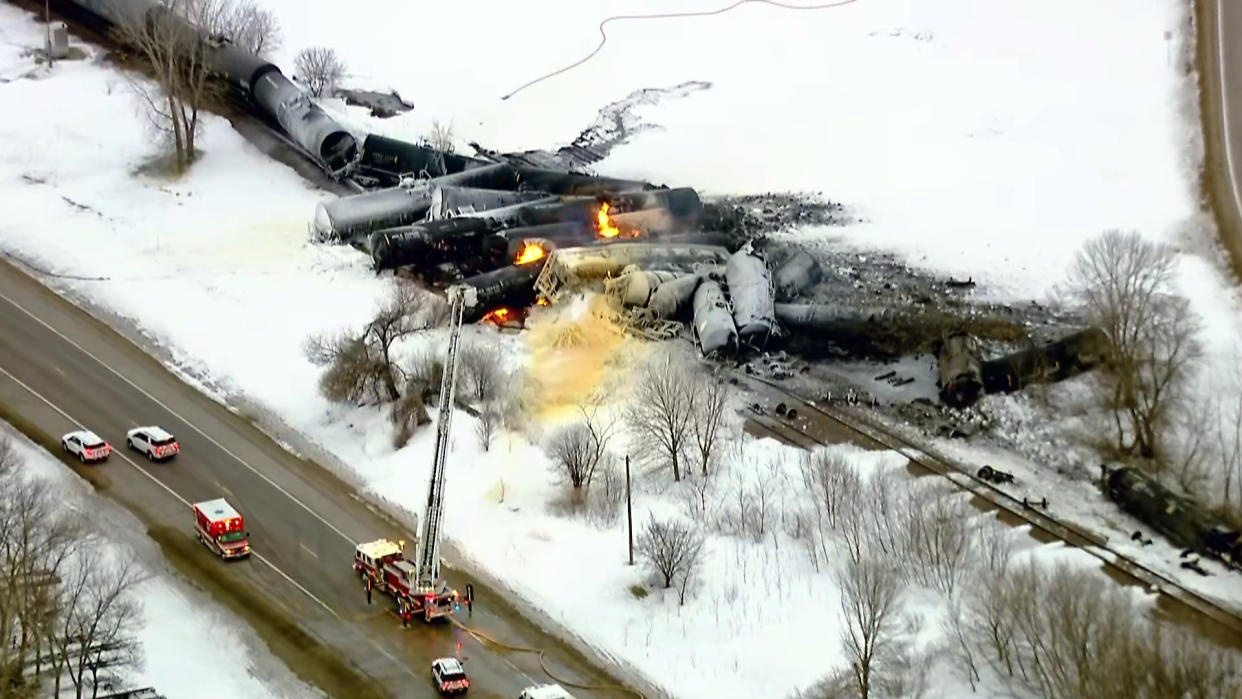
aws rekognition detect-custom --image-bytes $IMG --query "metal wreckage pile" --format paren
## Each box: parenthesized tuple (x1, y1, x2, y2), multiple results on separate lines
(312, 138, 1112, 410)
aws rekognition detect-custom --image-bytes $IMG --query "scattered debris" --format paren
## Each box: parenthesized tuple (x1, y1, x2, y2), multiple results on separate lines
(337, 88, 414, 118)
(977, 465, 1015, 485)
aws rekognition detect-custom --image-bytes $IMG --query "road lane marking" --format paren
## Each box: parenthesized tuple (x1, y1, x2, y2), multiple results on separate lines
(0, 362, 339, 619)
(299, 542, 319, 559)
(1218, 0, 1242, 222)
(213, 480, 235, 498)
(0, 288, 357, 546)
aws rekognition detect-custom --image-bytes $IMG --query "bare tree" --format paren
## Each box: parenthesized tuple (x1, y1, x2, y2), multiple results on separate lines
(48, 550, 147, 699)
(626, 351, 696, 481)
(425, 119, 455, 176)
(839, 554, 906, 699)
(1065, 231, 1203, 460)
(224, 0, 281, 57)
(1219, 367, 1242, 509)
(0, 460, 83, 695)
(390, 393, 429, 449)
(305, 284, 441, 404)
(115, 0, 251, 172)
(459, 340, 504, 404)
(294, 46, 345, 97)
(689, 370, 728, 476)
(546, 402, 615, 490)
(476, 403, 500, 452)
(899, 482, 974, 598)
(637, 515, 704, 590)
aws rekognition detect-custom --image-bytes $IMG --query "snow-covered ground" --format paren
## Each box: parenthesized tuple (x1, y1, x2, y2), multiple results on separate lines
(3, 1, 1242, 698)
(0, 424, 317, 699)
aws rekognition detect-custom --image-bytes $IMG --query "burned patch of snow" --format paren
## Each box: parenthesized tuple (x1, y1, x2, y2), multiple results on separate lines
(701, 192, 853, 246)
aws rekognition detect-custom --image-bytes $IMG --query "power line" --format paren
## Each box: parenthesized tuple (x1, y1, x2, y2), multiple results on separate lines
(500, 0, 861, 101)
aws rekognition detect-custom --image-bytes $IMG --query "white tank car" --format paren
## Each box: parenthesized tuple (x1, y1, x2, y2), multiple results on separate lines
(724, 244, 777, 345)
(647, 273, 702, 319)
(692, 280, 737, 355)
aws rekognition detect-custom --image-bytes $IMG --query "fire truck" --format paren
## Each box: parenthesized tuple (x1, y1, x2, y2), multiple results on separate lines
(193, 498, 251, 560)
(353, 539, 459, 623)
(354, 285, 475, 624)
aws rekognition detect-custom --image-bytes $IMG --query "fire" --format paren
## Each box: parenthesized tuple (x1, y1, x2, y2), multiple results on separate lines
(596, 202, 621, 238)
(481, 307, 513, 325)
(536, 297, 550, 307)
(515, 241, 546, 265)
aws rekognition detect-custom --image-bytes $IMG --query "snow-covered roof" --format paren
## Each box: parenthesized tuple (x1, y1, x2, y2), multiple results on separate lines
(133, 425, 176, 441)
(355, 539, 403, 560)
(66, 430, 106, 446)
(193, 498, 240, 522)
(520, 685, 575, 699)
(433, 657, 465, 675)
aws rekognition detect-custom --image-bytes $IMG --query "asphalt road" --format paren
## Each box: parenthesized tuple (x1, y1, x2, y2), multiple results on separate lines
(1198, 0, 1242, 281)
(0, 258, 638, 699)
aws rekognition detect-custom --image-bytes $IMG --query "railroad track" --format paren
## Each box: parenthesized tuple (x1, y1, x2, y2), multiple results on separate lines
(738, 373, 1242, 642)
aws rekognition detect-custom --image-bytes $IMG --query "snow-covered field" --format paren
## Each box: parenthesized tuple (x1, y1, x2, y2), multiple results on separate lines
(3, 1, 1242, 698)
(0, 424, 317, 699)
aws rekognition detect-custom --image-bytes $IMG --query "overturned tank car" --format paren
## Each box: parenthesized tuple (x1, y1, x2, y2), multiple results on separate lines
(1106, 466, 1242, 567)
(981, 327, 1111, 394)
(936, 332, 984, 408)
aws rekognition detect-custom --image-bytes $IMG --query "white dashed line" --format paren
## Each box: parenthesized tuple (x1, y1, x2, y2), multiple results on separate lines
(0, 289, 357, 546)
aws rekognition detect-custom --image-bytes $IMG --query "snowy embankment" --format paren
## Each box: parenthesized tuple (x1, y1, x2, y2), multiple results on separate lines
(1, 424, 317, 699)
(3, 1, 1242, 698)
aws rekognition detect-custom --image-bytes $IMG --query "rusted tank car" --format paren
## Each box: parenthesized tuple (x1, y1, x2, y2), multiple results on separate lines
(981, 327, 1111, 394)
(936, 332, 984, 408)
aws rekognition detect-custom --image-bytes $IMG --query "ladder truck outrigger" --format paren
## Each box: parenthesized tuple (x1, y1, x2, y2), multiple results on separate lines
(353, 285, 476, 624)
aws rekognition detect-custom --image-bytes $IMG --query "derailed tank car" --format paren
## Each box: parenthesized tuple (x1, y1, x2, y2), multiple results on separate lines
(1106, 466, 1242, 566)
(936, 332, 984, 408)
(982, 327, 1111, 394)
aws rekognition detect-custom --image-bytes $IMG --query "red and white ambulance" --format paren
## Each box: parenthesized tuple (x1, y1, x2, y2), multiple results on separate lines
(192, 498, 251, 560)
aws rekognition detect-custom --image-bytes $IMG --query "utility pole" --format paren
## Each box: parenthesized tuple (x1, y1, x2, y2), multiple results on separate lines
(44, 0, 53, 69)
(625, 455, 633, 566)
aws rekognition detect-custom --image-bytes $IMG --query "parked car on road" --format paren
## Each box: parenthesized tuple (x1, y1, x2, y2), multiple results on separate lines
(127, 426, 180, 461)
(518, 685, 575, 699)
(431, 657, 469, 696)
(60, 430, 111, 463)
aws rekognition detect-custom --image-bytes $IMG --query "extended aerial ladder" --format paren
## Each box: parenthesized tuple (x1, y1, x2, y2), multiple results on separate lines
(412, 284, 476, 595)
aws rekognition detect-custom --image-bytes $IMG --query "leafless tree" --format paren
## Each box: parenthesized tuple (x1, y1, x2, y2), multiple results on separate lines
(1065, 231, 1203, 460)
(0, 459, 84, 695)
(689, 369, 728, 476)
(224, 0, 281, 57)
(1216, 365, 1242, 509)
(390, 393, 429, 449)
(899, 481, 974, 597)
(679, 469, 721, 528)
(294, 46, 345, 97)
(838, 554, 906, 699)
(48, 549, 147, 699)
(637, 515, 704, 591)
(588, 464, 625, 525)
(459, 340, 504, 404)
(475, 402, 500, 452)
(800, 451, 863, 561)
(305, 284, 442, 404)
(425, 119, 455, 176)
(546, 402, 615, 490)
(114, 0, 258, 173)
(626, 351, 696, 482)
(404, 348, 444, 403)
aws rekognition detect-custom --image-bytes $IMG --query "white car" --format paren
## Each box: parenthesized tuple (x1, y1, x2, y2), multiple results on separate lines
(518, 685, 575, 699)
(126, 426, 180, 461)
(61, 430, 112, 463)
(431, 657, 469, 696)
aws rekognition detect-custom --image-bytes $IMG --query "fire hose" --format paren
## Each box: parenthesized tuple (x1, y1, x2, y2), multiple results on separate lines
(501, 0, 862, 101)
(448, 617, 647, 698)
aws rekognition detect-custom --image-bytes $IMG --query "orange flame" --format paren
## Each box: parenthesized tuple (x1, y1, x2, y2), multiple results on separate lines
(515, 241, 546, 265)
(481, 307, 513, 325)
(596, 202, 621, 239)
(536, 297, 549, 307)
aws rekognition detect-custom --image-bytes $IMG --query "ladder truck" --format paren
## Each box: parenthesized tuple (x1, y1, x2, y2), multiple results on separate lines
(353, 285, 476, 623)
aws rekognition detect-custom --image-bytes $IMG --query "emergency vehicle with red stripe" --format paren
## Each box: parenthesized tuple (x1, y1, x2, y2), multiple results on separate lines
(193, 498, 251, 560)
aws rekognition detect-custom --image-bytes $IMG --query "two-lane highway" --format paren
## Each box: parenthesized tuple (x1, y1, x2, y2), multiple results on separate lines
(0, 258, 641, 699)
